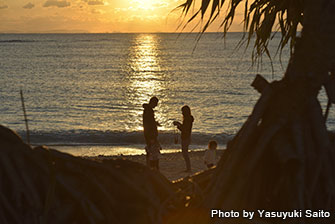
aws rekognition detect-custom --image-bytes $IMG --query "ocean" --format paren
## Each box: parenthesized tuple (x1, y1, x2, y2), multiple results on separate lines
(1, 33, 334, 156)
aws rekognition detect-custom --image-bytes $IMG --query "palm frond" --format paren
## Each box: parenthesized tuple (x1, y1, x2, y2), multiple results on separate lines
(175, 0, 304, 62)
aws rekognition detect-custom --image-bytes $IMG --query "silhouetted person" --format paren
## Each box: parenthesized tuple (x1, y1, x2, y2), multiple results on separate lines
(173, 105, 194, 172)
(143, 96, 160, 165)
(204, 140, 217, 169)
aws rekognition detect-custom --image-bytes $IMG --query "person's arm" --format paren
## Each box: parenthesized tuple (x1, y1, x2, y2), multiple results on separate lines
(173, 121, 182, 131)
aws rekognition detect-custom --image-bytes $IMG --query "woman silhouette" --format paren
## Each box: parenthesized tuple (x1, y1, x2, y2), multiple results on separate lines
(173, 105, 194, 172)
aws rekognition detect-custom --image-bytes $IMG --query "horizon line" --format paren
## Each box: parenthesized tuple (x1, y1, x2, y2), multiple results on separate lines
(0, 31, 250, 35)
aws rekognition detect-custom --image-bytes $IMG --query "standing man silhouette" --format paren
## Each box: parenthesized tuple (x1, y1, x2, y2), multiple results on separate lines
(143, 97, 160, 165)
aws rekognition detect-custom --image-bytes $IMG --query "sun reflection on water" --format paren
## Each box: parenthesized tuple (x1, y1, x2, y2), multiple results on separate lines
(126, 34, 168, 131)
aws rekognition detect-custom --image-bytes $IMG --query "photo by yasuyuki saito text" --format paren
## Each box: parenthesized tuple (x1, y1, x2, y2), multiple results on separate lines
(211, 209, 332, 220)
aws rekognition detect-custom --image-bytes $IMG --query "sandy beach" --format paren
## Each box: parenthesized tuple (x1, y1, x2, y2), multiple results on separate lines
(94, 149, 224, 181)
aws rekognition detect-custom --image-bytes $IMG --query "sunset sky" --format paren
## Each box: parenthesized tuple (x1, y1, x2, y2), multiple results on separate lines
(0, 0, 244, 33)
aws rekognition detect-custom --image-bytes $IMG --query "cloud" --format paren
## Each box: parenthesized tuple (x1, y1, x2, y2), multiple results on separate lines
(23, 2, 35, 9)
(0, 4, 8, 9)
(153, 2, 169, 8)
(88, 1, 104, 6)
(43, 0, 71, 8)
(91, 8, 102, 14)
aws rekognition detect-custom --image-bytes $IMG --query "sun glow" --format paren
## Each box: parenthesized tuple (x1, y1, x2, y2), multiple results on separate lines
(132, 0, 158, 10)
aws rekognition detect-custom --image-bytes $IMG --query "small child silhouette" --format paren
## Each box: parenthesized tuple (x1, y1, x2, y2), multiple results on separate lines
(204, 140, 217, 169)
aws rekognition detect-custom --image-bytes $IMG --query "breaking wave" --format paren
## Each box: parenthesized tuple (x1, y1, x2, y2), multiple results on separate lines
(16, 130, 234, 146)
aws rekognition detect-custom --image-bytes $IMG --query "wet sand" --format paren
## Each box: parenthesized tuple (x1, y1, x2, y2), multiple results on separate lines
(94, 150, 224, 181)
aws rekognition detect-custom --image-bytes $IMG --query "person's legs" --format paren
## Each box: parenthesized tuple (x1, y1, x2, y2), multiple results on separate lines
(181, 138, 191, 171)
(149, 159, 159, 170)
(144, 135, 151, 166)
(154, 159, 159, 170)
(149, 160, 153, 168)
(145, 151, 150, 166)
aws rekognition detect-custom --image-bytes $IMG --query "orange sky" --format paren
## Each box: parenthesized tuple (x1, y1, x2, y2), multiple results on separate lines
(0, 0, 245, 33)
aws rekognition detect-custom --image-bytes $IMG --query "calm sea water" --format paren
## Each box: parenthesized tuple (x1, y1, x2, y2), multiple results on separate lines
(1, 33, 334, 155)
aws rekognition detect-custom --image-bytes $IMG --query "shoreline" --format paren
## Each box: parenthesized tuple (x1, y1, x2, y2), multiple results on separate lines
(54, 144, 226, 157)
(91, 149, 225, 181)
